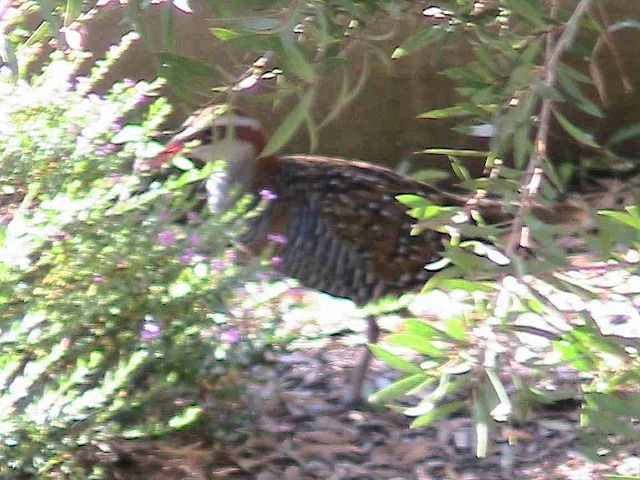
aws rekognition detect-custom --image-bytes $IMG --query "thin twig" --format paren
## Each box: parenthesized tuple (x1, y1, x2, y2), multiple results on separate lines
(505, 0, 595, 258)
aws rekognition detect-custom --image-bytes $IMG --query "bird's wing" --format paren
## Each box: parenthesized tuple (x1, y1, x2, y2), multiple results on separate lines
(243, 155, 446, 304)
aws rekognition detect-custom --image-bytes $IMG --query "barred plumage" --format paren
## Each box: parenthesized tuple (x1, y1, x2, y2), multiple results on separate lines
(241, 155, 445, 305)
(140, 108, 450, 404)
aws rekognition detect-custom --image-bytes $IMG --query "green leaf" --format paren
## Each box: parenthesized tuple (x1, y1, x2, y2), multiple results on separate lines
(126, 0, 148, 44)
(504, 0, 549, 29)
(460, 177, 519, 193)
(513, 125, 532, 168)
(556, 62, 592, 84)
(539, 156, 565, 191)
(561, 5, 583, 50)
(598, 209, 640, 231)
(369, 373, 430, 403)
(410, 400, 465, 428)
(582, 409, 639, 438)
(605, 123, 640, 148)
(392, 26, 441, 59)
(556, 69, 603, 118)
(441, 316, 468, 341)
(444, 245, 492, 272)
(157, 52, 218, 100)
(209, 28, 240, 41)
(553, 339, 592, 372)
(422, 266, 463, 291)
(419, 105, 476, 119)
(168, 406, 202, 429)
(406, 203, 454, 221)
(403, 318, 439, 338)
(386, 333, 447, 357)
(35, 0, 64, 45)
(261, 90, 314, 157)
(161, 2, 176, 52)
(411, 168, 452, 183)
(534, 82, 565, 102)
(552, 109, 601, 149)
(449, 155, 472, 181)
(439, 278, 494, 292)
(419, 148, 489, 158)
(318, 54, 370, 130)
(369, 344, 423, 374)
(64, 0, 83, 26)
(585, 393, 640, 420)
(283, 45, 315, 83)
(395, 194, 431, 209)
(157, 52, 216, 77)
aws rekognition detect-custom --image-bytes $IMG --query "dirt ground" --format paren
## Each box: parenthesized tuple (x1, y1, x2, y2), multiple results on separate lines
(81, 330, 640, 480)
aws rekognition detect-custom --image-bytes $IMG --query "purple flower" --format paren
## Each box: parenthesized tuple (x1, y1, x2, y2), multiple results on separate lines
(133, 93, 150, 107)
(259, 189, 278, 200)
(188, 234, 201, 245)
(96, 143, 117, 156)
(157, 230, 177, 246)
(180, 248, 196, 266)
(211, 259, 226, 272)
(141, 315, 161, 340)
(220, 329, 241, 344)
(271, 256, 283, 266)
(56, 231, 73, 242)
(267, 233, 287, 245)
(186, 211, 200, 223)
(109, 173, 123, 183)
(92, 275, 104, 283)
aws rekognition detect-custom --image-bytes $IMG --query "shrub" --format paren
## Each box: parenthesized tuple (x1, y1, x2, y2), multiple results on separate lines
(0, 37, 282, 478)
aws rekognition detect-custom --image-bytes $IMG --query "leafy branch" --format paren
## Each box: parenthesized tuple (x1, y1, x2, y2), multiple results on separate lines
(506, 0, 596, 258)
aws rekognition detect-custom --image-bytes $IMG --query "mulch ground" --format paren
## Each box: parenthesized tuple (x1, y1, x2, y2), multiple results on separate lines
(83, 297, 640, 480)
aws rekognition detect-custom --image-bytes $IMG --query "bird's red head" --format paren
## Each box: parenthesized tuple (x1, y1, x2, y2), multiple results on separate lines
(138, 109, 269, 171)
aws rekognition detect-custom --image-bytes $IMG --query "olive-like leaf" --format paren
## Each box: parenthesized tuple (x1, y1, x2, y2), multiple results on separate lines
(419, 105, 479, 119)
(392, 27, 441, 59)
(606, 123, 640, 148)
(369, 344, 423, 374)
(210, 28, 240, 41)
(552, 109, 601, 148)
(419, 148, 489, 158)
(386, 333, 446, 357)
(598, 209, 640, 231)
(283, 45, 315, 83)
(369, 373, 431, 403)
(261, 90, 314, 157)
(504, 0, 549, 29)
(410, 401, 466, 428)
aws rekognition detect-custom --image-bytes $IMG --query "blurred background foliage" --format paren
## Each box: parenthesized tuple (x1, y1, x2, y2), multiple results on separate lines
(0, 0, 639, 477)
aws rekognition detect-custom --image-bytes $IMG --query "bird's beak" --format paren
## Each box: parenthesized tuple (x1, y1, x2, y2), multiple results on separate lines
(134, 140, 185, 172)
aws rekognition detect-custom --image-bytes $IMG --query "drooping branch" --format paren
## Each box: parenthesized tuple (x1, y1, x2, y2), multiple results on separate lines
(505, 0, 595, 258)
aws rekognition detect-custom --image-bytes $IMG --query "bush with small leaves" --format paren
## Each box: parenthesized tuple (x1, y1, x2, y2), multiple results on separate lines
(0, 40, 284, 479)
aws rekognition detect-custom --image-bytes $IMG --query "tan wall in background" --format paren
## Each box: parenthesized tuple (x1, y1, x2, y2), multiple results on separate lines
(79, 1, 640, 173)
